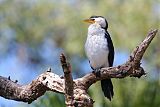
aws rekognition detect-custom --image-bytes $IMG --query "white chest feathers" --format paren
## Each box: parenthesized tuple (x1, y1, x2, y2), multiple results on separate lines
(85, 24, 109, 69)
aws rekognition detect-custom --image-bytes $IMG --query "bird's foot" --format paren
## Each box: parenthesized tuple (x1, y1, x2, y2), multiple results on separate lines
(92, 68, 101, 77)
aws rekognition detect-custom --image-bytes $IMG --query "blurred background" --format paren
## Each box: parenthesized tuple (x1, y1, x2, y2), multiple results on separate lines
(0, 0, 160, 107)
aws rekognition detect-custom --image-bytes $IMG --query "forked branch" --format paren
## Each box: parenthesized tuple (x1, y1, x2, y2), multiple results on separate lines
(0, 29, 158, 107)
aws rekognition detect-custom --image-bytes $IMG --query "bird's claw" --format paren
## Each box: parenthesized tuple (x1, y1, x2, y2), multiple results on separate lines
(92, 68, 101, 77)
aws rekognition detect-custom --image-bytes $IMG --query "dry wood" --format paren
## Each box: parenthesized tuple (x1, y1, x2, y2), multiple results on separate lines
(0, 29, 158, 107)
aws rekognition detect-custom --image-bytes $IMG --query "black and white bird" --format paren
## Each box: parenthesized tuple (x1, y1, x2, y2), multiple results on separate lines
(84, 16, 114, 101)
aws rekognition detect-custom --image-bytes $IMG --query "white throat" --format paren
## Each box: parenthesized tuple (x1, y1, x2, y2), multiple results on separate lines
(88, 23, 106, 37)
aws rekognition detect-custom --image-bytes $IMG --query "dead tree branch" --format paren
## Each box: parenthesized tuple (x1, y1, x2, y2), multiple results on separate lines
(60, 53, 74, 107)
(0, 69, 64, 104)
(0, 29, 158, 107)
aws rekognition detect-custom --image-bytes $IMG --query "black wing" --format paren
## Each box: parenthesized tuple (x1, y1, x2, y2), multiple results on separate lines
(101, 31, 114, 100)
(105, 31, 114, 67)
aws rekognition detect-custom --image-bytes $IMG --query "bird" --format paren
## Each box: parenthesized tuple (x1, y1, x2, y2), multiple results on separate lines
(84, 16, 114, 101)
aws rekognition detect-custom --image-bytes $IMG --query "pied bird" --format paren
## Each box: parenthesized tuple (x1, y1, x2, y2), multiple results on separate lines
(84, 16, 114, 101)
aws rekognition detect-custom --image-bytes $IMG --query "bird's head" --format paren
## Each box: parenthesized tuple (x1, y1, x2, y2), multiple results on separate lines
(84, 16, 108, 30)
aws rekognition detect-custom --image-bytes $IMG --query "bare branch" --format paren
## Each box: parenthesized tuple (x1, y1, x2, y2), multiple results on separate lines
(60, 53, 74, 107)
(0, 29, 158, 107)
(130, 29, 158, 67)
(0, 70, 64, 104)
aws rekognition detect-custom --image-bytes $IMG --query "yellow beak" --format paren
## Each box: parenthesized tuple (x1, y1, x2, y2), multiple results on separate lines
(83, 19, 95, 24)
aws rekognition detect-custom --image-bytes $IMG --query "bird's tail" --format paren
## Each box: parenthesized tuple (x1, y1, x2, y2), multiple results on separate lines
(101, 79, 114, 101)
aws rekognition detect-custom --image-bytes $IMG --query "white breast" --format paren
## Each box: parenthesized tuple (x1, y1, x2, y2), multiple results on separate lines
(85, 24, 109, 69)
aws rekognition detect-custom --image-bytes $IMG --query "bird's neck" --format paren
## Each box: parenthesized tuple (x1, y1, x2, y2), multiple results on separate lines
(88, 24, 105, 36)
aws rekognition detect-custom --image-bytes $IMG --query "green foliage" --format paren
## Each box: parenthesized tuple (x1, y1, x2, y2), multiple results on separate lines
(0, 0, 160, 107)
(34, 92, 65, 107)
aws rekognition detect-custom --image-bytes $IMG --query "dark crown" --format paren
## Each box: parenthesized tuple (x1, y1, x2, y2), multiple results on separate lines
(90, 16, 108, 30)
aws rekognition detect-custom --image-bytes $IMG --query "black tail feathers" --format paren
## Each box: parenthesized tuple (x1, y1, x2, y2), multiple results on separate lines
(101, 79, 114, 101)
